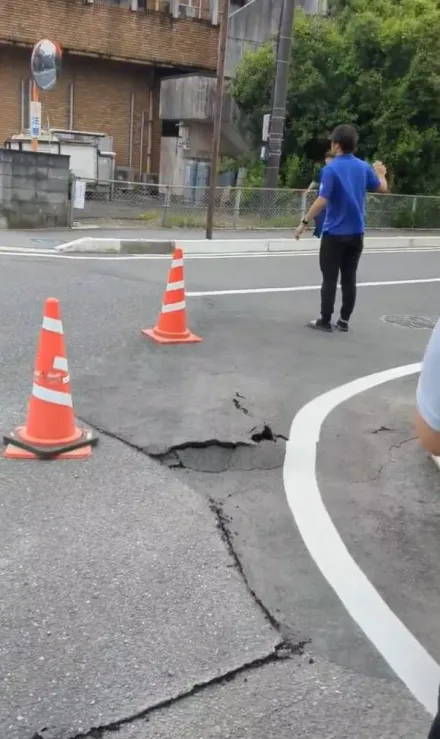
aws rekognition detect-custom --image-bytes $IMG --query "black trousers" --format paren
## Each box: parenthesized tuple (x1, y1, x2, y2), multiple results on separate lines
(429, 689, 440, 738)
(429, 714, 440, 739)
(319, 233, 364, 324)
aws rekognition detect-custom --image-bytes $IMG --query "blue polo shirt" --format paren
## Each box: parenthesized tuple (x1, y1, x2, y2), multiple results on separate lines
(417, 317, 440, 432)
(319, 154, 380, 235)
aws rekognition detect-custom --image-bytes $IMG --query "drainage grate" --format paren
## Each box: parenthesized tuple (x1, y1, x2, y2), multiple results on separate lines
(381, 314, 437, 330)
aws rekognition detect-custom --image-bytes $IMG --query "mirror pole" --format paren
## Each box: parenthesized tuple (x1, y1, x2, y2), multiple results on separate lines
(31, 82, 39, 153)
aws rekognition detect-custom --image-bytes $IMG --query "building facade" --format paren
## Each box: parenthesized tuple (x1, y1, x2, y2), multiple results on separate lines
(159, 0, 328, 189)
(0, 0, 220, 181)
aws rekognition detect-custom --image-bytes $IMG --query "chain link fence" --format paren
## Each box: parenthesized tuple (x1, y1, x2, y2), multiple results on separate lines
(70, 178, 440, 230)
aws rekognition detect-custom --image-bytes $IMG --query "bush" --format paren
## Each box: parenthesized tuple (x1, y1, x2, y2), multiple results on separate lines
(390, 197, 440, 229)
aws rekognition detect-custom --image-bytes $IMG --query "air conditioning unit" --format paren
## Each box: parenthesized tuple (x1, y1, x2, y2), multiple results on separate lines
(84, 0, 94, 5)
(178, 4, 197, 18)
(115, 166, 135, 190)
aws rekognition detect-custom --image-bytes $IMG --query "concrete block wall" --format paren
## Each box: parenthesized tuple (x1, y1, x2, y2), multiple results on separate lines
(0, 149, 70, 228)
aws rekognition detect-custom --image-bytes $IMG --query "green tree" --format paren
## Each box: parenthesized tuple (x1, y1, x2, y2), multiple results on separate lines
(231, 0, 440, 194)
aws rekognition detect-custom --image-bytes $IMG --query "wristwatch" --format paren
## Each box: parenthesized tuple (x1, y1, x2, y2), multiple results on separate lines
(301, 217, 309, 225)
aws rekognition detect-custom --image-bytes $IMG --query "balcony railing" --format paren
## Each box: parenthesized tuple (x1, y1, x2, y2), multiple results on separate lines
(84, 0, 216, 24)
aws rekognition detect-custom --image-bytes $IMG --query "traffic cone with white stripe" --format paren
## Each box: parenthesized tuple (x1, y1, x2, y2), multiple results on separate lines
(142, 247, 202, 344)
(3, 298, 98, 460)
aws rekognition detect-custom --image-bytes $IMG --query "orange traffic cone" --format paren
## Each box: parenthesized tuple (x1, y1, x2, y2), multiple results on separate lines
(142, 247, 202, 344)
(3, 298, 98, 460)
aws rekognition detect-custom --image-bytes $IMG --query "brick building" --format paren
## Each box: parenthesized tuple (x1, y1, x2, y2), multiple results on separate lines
(0, 0, 220, 180)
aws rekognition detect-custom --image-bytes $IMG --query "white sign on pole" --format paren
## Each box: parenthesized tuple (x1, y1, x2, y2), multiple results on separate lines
(73, 179, 86, 210)
(262, 113, 271, 143)
(30, 101, 42, 138)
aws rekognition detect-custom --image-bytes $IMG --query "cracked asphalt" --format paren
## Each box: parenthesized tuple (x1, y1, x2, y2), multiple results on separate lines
(0, 245, 439, 738)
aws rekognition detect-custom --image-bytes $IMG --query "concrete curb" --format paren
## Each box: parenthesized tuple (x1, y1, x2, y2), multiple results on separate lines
(55, 235, 440, 255)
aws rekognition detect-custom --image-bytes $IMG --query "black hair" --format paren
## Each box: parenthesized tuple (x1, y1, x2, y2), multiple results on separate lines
(331, 124, 358, 154)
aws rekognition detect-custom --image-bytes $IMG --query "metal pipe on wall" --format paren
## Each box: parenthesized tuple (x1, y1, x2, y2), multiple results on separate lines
(139, 110, 145, 176)
(211, 0, 219, 25)
(20, 79, 25, 132)
(128, 91, 135, 170)
(147, 87, 153, 175)
(68, 83, 74, 130)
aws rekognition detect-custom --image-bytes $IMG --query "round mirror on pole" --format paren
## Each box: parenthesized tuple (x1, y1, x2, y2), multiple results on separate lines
(29, 40, 62, 151)
(30, 39, 62, 92)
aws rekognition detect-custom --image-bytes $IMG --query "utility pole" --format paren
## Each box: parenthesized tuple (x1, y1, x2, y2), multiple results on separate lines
(205, 0, 230, 240)
(263, 0, 296, 189)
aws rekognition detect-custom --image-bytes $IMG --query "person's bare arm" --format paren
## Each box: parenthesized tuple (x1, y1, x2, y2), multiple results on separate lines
(373, 161, 388, 193)
(414, 410, 440, 456)
(415, 318, 440, 455)
(305, 195, 328, 221)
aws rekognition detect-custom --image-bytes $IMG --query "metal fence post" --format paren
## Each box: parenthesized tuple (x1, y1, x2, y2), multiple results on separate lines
(69, 173, 76, 228)
(301, 189, 307, 218)
(161, 185, 171, 227)
(233, 187, 242, 229)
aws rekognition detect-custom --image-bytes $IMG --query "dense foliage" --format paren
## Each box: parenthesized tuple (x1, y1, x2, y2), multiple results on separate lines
(230, 0, 440, 196)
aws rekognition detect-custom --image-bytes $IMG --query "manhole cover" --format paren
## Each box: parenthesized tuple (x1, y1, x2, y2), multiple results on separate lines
(381, 314, 436, 329)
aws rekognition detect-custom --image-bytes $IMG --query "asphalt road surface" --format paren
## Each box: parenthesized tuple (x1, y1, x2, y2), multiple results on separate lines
(1, 244, 440, 738)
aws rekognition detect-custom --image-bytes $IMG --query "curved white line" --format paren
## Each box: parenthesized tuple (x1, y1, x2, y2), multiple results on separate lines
(283, 362, 440, 716)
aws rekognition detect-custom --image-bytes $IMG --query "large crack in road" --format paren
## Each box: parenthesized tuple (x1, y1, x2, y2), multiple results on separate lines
(32, 643, 305, 739)
(29, 408, 306, 739)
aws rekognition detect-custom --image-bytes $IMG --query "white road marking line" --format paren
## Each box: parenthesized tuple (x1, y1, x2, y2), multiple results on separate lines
(0, 247, 53, 254)
(1, 247, 440, 260)
(186, 276, 440, 297)
(283, 362, 440, 716)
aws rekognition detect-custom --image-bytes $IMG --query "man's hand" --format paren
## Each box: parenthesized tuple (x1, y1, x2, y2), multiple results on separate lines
(295, 222, 306, 240)
(373, 161, 387, 177)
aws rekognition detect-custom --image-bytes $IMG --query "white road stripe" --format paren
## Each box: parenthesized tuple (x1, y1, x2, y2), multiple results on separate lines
(32, 383, 73, 407)
(283, 363, 440, 716)
(186, 276, 440, 297)
(42, 317, 64, 334)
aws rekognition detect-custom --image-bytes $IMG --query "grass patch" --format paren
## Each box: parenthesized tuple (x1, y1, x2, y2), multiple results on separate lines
(137, 208, 301, 230)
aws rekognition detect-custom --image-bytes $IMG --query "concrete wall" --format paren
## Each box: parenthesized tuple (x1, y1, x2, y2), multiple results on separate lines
(226, 0, 327, 78)
(0, 149, 70, 229)
(160, 75, 239, 125)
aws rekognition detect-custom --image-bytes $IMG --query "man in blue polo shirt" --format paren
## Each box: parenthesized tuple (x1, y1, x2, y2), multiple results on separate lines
(295, 124, 388, 332)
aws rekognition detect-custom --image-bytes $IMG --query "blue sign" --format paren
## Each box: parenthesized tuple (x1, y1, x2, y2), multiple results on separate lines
(31, 116, 40, 137)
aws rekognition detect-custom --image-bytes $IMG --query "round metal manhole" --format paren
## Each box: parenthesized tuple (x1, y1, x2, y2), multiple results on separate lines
(381, 314, 437, 330)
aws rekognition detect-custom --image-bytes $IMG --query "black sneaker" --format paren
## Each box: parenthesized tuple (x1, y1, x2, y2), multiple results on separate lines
(335, 319, 349, 332)
(307, 318, 332, 332)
